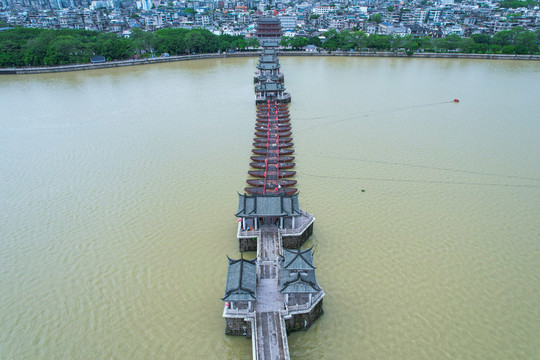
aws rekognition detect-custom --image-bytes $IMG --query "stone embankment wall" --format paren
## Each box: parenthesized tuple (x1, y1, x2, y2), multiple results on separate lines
(239, 237, 258, 252)
(280, 51, 540, 61)
(285, 299, 324, 333)
(282, 222, 313, 249)
(238, 222, 313, 252)
(0, 52, 258, 75)
(2, 51, 538, 75)
(225, 317, 252, 337)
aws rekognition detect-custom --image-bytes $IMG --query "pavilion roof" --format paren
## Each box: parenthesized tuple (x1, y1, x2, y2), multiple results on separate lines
(257, 62, 280, 70)
(281, 271, 320, 294)
(260, 55, 279, 63)
(262, 49, 277, 55)
(256, 82, 285, 91)
(257, 17, 282, 25)
(257, 74, 281, 82)
(222, 257, 257, 302)
(260, 39, 280, 47)
(282, 247, 315, 271)
(236, 193, 301, 217)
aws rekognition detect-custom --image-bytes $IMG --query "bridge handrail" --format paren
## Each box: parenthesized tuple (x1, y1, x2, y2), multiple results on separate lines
(286, 291, 325, 314)
(237, 222, 261, 238)
(223, 305, 255, 317)
(278, 211, 314, 236)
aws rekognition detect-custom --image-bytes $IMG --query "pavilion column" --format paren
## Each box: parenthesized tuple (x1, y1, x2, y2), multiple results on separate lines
(280, 217, 283, 229)
(242, 218, 246, 230)
(292, 216, 295, 229)
(285, 293, 289, 305)
(254, 217, 258, 230)
(248, 301, 252, 312)
(309, 293, 312, 305)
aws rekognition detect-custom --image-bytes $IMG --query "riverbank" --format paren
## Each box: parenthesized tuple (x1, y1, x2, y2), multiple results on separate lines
(1, 51, 538, 75)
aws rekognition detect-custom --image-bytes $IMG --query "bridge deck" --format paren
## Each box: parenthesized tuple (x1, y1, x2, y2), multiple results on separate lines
(253, 227, 290, 360)
(255, 312, 290, 360)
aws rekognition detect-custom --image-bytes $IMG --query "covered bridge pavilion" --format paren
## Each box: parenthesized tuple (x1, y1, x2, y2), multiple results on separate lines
(236, 193, 303, 231)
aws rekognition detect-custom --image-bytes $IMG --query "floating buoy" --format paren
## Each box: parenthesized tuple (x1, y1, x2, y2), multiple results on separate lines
(454, 99, 460, 103)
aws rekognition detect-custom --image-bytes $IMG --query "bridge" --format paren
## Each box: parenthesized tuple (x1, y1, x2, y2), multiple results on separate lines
(221, 18, 324, 360)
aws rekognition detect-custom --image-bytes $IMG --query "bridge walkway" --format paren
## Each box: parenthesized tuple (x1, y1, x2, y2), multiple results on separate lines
(254, 226, 290, 360)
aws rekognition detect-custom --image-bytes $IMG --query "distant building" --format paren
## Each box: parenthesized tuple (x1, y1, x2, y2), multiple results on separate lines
(136, 0, 152, 11)
(313, 6, 331, 15)
(255, 16, 283, 42)
(278, 15, 296, 29)
(90, 0, 113, 10)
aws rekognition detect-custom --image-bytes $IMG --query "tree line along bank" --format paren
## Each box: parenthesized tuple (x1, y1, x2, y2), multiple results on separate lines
(1, 26, 539, 68)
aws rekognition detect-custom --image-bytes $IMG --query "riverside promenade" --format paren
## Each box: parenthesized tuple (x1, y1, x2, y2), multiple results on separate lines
(2, 51, 538, 75)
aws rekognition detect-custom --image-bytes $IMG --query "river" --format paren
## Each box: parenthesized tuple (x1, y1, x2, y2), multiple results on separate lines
(1, 57, 539, 359)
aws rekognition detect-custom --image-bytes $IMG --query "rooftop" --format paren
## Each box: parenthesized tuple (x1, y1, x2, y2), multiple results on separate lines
(236, 193, 302, 218)
(282, 247, 316, 271)
(222, 256, 257, 302)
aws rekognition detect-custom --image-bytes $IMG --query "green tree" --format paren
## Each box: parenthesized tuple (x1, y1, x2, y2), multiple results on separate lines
(0, 38, 24, 66)
(514, 30, 538, 54)
(462, 37, 489, 53)
(338, 30, 356, 50)
(501, 45, 515, 54)
(307, 36, 322, 47)
(130, 28, 153, 54)
(321, 29, 341, 51)
(98, 33, 134, 60)
(152, 28, 188, 54)
(418, 36, 433, 51)
(246, 37, 260, 49)
(471, 34, 491, 45)
(44, 35, 82, 64)
(498, 0, 537, 8)
(492, 30, 513, 47)
(369, 13, 382, 24)
(185, 31, 205, 53)
(23, 30, 56, 65)
(219, 40, 231, 52)
(291, 36, 309, 50)
(352, 31, 368, 49)
(367, 34, 391, 50)
(439, 34, 463, 51)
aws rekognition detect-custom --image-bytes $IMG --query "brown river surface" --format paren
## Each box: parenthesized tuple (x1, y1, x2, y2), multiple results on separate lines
(1, 57, 539, 359)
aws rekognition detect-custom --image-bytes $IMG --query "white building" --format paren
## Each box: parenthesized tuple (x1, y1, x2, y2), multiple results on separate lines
(445, 24, 464, 36)
(413, 9, 427, 24)
(428, 10, 441, 23)
(313, 6, 332, 15)
(90, 0, 113, 10)
(136, 0, 152, 11)
(279, 15, 297, 29)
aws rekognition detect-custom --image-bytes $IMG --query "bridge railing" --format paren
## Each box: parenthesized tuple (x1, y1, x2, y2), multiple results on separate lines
(279, 211, 314, 236)
(286, 291, 325, 314)
(277, 93, 291, 101)
(223, 305, 255, 317)
(237, 222, 261, 238)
